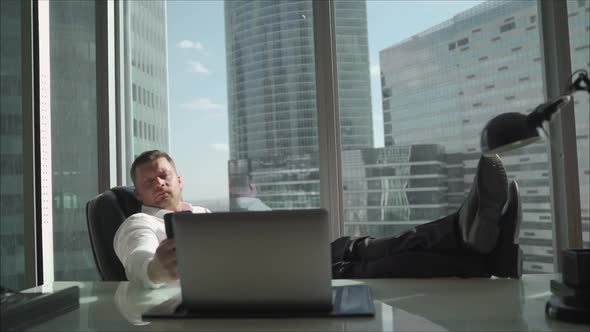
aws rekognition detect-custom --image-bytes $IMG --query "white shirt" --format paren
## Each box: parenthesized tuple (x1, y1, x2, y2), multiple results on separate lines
(113, 202, 210, 288)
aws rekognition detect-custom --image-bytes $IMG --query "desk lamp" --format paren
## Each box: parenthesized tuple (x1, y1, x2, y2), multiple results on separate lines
(480, 69, 590, 324)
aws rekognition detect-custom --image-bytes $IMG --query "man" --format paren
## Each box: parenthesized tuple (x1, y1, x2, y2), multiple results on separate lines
(331, 155, 521, 279)
(115, 150, 521, 288)
(113, 150, 210, 288)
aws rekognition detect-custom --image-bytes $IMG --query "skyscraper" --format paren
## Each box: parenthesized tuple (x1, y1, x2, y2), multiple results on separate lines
(379, 0, 589, 273)
(48, 0, 170, 281)
(342, 144, 452, 236)
(126, 0, 170, 165)
(225, 0, 373, 209)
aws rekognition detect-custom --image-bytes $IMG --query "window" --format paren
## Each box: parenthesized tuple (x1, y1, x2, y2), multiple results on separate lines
(334, 0, 584, 274)
(6, 0, 586, 286)
(457, 37, 469, 46)
(49, 0, 99, 281)
(0, 0, 25, 290)
(122, 0, 323, 211)
(500, 21, 516, 33)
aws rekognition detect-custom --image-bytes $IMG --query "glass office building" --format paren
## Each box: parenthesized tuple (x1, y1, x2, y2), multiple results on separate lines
(379, 0, 590, 273)
(0, 0, 25, 290)
(225, 0, 373, 209)
(47, 0, 170, 281)
(342, 144, 452, 236)
(126, 0, 170, 165)
(50, 1, 100, 280)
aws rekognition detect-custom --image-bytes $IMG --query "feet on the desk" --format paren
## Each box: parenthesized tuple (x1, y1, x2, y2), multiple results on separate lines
(458, 154, 508, 254)
(489, 180, 523, 278)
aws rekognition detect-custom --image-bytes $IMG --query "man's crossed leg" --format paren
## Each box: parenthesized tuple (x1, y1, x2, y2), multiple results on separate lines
(331, 155, 523, 279)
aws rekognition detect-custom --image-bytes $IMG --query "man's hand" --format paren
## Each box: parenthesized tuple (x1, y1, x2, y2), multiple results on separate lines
(147, 239, 178, 284)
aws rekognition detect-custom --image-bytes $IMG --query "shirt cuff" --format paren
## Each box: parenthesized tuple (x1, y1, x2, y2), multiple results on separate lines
(141, 257, 166, 289)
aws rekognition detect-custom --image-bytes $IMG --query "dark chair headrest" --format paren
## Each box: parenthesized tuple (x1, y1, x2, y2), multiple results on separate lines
(110, 186, 142, 218)
(86, 186, 141, 281)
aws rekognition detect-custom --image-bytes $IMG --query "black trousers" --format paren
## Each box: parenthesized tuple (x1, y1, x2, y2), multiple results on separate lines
(331, 212, 491, 278)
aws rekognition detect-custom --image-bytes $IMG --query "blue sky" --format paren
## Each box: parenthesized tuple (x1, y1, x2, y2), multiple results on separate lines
(166, 0, 482, 202)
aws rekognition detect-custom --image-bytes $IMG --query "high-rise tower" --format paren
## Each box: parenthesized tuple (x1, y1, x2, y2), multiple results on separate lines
(225, 0, 373, 209)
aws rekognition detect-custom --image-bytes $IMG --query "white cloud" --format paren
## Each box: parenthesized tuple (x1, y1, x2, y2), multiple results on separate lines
(370, 65, 381, 77)
(177, 40, 204, 49)
(180, 98, 225, 111)
(188, 61, 210, 74)
(210, 143, 229, 152)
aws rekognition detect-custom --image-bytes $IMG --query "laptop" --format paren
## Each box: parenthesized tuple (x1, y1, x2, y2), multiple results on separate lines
(143, 209, 374, 318)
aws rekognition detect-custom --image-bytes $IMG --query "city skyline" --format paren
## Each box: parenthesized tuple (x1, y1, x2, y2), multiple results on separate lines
(166, 0, 483, 203)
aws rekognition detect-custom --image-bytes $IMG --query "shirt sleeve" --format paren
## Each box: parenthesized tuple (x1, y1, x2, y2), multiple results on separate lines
(113, 214, 165, 289)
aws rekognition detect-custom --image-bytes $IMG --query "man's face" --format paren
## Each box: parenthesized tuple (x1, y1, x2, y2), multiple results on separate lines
(134, 157, 183, 211)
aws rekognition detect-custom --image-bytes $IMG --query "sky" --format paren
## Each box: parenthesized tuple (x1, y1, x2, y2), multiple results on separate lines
(166, 0, 483, 203)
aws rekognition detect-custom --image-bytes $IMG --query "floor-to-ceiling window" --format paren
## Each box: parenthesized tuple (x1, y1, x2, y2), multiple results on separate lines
(336, 0, 589, 273)
(0, 0, 25, 290)
(50, 0, 100, 281)
(8, 0, 586, 285)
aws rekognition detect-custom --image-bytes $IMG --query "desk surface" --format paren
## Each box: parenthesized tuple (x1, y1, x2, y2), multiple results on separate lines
(23, 274, 588, 331)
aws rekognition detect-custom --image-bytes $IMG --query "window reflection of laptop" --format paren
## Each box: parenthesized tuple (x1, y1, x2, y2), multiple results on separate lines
(143, 209, 375, 318)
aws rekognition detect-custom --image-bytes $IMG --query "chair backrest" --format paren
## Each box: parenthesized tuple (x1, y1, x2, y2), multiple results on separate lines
(86, 186, 141, 281)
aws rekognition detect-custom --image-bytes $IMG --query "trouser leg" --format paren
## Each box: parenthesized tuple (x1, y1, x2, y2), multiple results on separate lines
(333, 251, 490, 278)
(330, 212, 491, 278)
(331, 212, 463, 263)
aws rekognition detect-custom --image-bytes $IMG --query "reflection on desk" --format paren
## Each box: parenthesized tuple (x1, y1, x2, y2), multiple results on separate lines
(23, 274, 587, 332)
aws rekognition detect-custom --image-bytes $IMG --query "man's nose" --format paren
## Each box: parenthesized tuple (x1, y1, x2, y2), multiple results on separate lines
(156, 177, 166, 186)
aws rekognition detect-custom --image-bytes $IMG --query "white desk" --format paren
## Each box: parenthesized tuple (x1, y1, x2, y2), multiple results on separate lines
(23, 274, 588, 331)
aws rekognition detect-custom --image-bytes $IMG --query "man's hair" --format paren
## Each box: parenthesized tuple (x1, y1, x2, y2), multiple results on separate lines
(130, 150, 176, 185)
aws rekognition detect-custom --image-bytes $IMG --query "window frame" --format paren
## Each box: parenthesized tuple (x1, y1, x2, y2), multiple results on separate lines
(312, 0, 344, 241)
(538, 0, 584, 270)
(21, 0, 38, 289)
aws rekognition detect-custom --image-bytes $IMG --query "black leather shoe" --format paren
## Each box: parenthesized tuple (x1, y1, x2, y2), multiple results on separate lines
(458, 155, 508, 253)
(491, 180, 523, 278)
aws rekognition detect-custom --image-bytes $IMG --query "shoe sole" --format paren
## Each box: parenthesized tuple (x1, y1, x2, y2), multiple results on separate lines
(467, 155, 508, 253)
(493, 181, 523, 278)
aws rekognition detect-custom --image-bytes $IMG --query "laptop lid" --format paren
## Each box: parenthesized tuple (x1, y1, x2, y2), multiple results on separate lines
(172, 209, 332, 312)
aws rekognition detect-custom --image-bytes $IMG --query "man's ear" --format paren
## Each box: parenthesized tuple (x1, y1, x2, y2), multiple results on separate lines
(177, 175, 183, 189)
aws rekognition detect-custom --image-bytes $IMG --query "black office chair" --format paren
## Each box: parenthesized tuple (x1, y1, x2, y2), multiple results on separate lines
(86, 186, 141, 281)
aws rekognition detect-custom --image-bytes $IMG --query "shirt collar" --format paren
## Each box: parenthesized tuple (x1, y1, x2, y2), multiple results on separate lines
(141, 202, 193, 220)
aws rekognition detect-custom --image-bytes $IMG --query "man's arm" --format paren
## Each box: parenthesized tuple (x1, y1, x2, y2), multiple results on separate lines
(147, 238, 178, 283)
(113, 214, 170, 288)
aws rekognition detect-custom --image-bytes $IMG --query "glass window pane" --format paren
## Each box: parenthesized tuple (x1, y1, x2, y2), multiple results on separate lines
(123, 1, 322, 212)
(1, 0, 25, 290)
(567, 0, 590, 248)
(50, 0, 99, 280)
(336, 0, 567, 273)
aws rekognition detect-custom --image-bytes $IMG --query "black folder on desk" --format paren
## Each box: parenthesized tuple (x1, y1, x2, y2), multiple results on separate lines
(143, 284, 375, 318)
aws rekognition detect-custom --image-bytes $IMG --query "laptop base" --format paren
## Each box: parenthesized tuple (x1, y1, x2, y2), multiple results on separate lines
(143, 284, 375, 318)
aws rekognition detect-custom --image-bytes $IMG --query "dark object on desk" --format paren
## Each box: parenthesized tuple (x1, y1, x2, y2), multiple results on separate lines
(86, 186, 141, 281)
(545, 249, 590, 324)
(164, 211, 193, 239)
(143, 284, 374, 318)
(0, 285, 80, 332)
